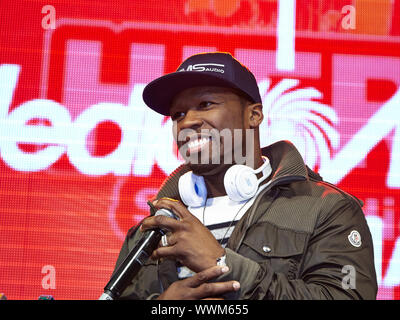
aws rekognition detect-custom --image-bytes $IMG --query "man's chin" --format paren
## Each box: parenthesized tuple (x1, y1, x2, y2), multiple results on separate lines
(188, 162, 231, 176)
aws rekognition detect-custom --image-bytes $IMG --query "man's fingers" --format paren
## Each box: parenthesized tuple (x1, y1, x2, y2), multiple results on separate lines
(183, 266, 240, 299)
(141, 197, 192, 232)
(151, 245, 176, 260)
(156, 265, 240, 300)
(187, 265, 229, 287)
(153, 198, 191, 220)
(140, 214, 181, 232)
(158, 233, 176, 248)
(195, 280, 240, 299)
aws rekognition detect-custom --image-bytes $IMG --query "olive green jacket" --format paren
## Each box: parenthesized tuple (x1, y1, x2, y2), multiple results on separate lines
(113, 140, 377, 299)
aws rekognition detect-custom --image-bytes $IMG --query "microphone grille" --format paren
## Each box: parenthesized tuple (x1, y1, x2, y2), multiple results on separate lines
(154, 208, 178, 220)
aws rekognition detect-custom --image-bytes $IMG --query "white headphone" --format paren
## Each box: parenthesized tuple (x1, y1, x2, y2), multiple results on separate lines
(178, 157, 272, 207)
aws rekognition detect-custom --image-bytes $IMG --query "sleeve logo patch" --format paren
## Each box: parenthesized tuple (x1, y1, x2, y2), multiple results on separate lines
(348, 230, 362, 247)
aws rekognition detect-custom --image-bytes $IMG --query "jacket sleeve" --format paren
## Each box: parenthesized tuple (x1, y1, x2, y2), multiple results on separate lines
(216, 198, 378, 300)
(110, 225, 162, 300)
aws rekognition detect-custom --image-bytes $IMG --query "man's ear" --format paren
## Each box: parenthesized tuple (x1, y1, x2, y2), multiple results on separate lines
(246, 103, 264, 128)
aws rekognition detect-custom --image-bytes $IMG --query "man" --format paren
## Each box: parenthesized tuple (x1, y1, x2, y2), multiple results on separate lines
(113, 52, 377, 299)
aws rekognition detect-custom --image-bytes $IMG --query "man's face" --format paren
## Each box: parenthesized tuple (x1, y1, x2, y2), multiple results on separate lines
(170, 86, 253, 175)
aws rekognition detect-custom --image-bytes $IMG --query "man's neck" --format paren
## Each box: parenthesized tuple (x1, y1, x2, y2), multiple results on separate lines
(203, 169, 228, 198)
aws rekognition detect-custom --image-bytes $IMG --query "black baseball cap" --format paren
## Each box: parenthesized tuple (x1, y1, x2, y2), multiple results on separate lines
(142, 52, 262, 116)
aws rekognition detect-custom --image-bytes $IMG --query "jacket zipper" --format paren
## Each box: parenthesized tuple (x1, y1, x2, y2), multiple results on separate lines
(234, 174, 307, 252)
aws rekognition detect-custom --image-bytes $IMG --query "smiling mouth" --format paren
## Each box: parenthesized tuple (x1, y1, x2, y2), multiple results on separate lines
(186, 136, 211, 154)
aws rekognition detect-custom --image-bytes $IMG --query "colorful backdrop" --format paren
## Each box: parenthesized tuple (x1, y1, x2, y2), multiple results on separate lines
(0, 0, 399, 300)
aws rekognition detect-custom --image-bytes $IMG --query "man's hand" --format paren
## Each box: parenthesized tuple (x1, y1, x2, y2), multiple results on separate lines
(157, 265, 240, 300)
(140, 197, 225, 273)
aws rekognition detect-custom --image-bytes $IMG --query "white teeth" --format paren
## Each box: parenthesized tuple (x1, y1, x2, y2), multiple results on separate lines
(188, 137, 210, 149)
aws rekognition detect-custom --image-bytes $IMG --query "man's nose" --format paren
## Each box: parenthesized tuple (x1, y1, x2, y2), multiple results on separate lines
(180, 109, 203, 130)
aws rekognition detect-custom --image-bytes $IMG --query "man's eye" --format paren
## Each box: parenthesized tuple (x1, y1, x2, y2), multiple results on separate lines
(171, 111, 185, 121)
(198, 101, 215, 109)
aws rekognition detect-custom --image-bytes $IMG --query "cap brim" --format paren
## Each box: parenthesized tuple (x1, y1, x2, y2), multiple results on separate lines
(142, 71, 242, 116)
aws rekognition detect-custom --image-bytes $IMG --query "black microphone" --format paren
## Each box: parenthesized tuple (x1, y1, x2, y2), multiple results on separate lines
(99, 208, 178, 300)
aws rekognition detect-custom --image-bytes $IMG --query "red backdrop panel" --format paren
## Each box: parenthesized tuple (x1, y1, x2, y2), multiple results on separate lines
(0, 0, 399, 299)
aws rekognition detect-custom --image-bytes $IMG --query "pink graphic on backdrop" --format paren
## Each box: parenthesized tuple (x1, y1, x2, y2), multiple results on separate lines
(64, 41, 165, 118)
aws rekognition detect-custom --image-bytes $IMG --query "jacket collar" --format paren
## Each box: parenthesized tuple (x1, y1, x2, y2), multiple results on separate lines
(261, 140, 309, 182)
(156, 140, 312, 202)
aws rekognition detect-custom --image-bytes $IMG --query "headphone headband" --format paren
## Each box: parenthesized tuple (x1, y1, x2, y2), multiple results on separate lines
(179, 157, 272, 207)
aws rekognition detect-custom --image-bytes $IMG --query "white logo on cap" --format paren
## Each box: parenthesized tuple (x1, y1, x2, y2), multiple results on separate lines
(348, 230, 362, 247)
(178, 63, 225, 73)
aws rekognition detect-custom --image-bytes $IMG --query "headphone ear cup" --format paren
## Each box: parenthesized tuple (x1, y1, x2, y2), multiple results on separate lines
(224, 165, 259, 202)
(178, 171, 207, 207)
